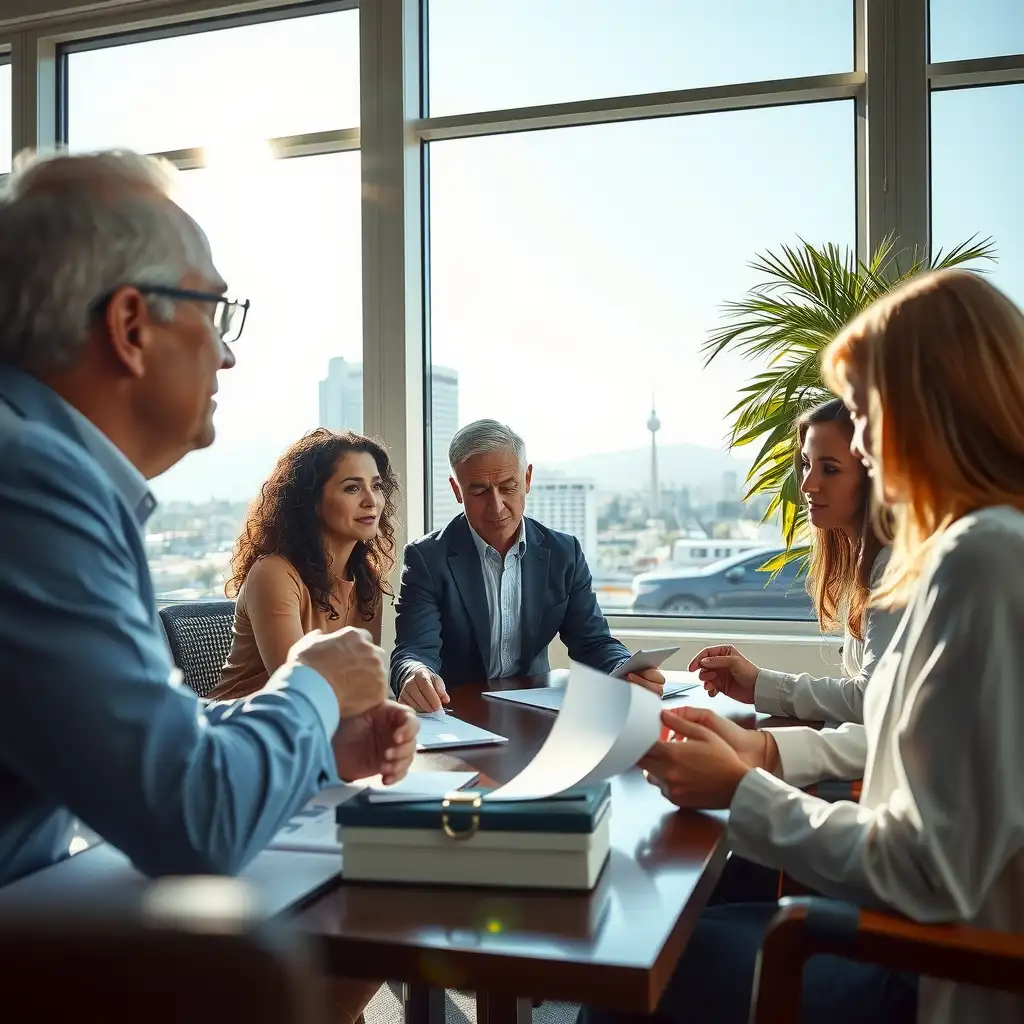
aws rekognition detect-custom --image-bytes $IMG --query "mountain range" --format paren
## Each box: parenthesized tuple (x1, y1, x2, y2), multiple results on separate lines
(539, 442, 752, 492)
(151, 438, 752, 505)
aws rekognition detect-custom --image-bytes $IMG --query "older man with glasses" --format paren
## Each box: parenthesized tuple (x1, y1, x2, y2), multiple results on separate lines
(0, 150, 417, 891)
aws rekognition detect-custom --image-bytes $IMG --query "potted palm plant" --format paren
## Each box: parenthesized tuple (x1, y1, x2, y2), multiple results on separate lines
(703, 234, 996, 571)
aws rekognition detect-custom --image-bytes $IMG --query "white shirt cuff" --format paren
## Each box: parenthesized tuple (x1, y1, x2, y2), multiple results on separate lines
(765, 725, 830, 788)
(754, 668, 795, 717)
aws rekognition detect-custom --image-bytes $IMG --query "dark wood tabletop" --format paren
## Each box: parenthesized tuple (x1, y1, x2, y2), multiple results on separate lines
(293, 672, 774, 1016)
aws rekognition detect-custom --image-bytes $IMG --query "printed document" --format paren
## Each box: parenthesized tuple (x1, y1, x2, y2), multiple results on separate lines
(269, 771, 479, 851)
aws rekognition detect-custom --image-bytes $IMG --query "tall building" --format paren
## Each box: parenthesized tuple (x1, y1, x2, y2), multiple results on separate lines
(527, 476, 598, 563)
(646, 397, 661, 519)
(429, 366, 461, 531)
(318, 359, 461, 533)
(722, 469, 740, 501)
(318, 356, 363, 433)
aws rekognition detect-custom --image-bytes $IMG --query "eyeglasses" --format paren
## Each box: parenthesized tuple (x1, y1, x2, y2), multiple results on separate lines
(135, 285, 250, 344)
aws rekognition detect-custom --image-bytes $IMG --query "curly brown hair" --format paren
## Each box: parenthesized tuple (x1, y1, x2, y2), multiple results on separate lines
(226, 428, 400, 623)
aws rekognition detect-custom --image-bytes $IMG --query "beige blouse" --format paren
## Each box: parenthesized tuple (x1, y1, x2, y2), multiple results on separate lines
(210, 554, 380, 701)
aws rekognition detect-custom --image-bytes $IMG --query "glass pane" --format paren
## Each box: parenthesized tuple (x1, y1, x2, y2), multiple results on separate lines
(932, 84, 1024, 307)
(930, 0, 1024, 63)
(427, 101, 855, 619)
(147, 152, 362, 601)
(0, 62, 11, 174)
(66, 10, 358, 154)
(427, 0, 852, 117)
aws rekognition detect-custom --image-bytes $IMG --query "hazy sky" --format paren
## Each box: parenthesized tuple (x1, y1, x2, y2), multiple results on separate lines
(4, 0, 1021, 506)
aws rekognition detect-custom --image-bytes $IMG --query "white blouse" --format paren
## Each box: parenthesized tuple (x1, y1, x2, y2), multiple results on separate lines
(754, 546, 894, 724)
(729, 506, 1024, 1024)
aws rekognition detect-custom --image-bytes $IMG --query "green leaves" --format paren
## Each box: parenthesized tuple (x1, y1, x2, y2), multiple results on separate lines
(706, 234, 997, 573)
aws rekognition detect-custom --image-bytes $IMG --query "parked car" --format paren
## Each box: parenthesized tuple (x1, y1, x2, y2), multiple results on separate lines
(629, 547, 815, 619)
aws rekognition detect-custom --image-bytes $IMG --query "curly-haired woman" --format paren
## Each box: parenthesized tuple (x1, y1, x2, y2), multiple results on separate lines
(210, 428, 400, 702)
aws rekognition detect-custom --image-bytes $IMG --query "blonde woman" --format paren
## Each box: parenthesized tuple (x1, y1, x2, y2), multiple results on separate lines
(690, 399, 896, 743)
(616, 270, 1024, 1024)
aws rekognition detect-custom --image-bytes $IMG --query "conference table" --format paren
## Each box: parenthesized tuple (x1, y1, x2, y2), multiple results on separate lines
(294, 672, 786, 1024)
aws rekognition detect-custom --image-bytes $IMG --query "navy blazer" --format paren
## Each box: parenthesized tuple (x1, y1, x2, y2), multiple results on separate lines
(390, 514, 630, 691)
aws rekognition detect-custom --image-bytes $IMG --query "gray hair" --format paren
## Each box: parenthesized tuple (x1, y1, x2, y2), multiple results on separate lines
(0, 149, 219, 374)
(449, 419, 527, 471)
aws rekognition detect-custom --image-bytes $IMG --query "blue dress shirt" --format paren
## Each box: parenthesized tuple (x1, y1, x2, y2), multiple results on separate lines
(469, 521, 527, 679)
(0, 365, 340, 887)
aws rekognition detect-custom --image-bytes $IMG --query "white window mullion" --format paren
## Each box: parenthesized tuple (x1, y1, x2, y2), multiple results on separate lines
(359, 0, 426, 649)
(861, 0, 929, 262)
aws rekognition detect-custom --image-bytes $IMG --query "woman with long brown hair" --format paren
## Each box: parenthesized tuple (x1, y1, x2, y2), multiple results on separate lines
(210, 428, 399, 702)
(688, 397, 896, 728)
(616, 268, 1024, 1024)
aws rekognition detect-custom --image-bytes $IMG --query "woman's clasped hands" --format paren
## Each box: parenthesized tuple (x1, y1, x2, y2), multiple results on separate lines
(638, 706, 779, 809)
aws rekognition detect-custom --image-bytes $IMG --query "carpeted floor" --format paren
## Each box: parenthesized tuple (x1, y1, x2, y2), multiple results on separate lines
(365, 983, 579, 1024)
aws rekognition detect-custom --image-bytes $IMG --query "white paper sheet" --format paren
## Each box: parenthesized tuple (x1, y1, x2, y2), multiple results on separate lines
(481, 686, 567, 711)
(484, 661, 662, 802)
(268, 783, 361, 852)
(416, 710, 508, 751)
(663, 676, 701, 699)
(268, 771, 479, 850)
(363, 769, 480, 803)
(483, 678, 698, 711)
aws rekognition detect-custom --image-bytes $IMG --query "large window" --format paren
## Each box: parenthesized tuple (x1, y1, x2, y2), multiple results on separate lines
(26, 0, 1019, 630)
(929, 0, 1024, 64)
(63, 11, 361, 602)
(930, 0, 1024, 312)
(932, 85, 1023, 307)
(0, 60, 11, 174)
(65, 11, 359, 152)
(427, 0, 853, 115)
(426, 4, 855, 620)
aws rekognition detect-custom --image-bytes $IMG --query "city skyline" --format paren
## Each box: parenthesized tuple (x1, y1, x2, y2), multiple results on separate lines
(316, 356, 462, 531)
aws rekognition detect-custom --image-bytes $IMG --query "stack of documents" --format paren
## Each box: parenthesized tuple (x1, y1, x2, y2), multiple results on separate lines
(415, 710, 508, 750)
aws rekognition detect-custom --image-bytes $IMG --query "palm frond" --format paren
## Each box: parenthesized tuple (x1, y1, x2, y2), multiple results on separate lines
(705, 234, 997, 563)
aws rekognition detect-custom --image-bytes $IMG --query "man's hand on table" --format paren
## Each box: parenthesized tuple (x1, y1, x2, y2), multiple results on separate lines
(625, 667, 665, 696)
(397, 664, 450, 712)
(639, 706, 779, 809)
(286, 627, 418, 784)
(333, 701, 419, 784)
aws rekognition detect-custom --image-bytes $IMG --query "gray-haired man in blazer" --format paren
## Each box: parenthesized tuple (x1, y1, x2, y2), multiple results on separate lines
(390, 419, 665, 710)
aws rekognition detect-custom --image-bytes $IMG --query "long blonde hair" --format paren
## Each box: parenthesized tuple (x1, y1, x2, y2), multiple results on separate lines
(822, 269, 1024, 607)
(797, 399, 884, 640)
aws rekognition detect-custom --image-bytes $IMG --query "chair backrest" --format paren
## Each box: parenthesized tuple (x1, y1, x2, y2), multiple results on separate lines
(0, 876, 322, 1024)
(159, 600, 237, 697)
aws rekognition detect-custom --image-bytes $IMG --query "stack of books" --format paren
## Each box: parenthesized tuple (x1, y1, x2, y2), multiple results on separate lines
(336, 782, 612, 891)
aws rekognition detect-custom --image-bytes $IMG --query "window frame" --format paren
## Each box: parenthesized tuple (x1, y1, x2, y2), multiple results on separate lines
(3, 0, 1015, 646)
(0, 47, 11, 179)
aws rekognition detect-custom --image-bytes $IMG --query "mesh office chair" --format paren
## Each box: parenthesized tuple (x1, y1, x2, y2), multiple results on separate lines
(159, 600, 237, 697)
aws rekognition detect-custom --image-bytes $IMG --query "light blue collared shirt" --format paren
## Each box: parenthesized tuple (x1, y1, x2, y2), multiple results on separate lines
(0, 367, 340, 886)
(59, 400, 157, 526)
(470, 521, 527, 679)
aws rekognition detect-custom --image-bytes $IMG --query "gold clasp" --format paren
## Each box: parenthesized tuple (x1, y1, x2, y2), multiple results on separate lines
(441, 791, 482, 840)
